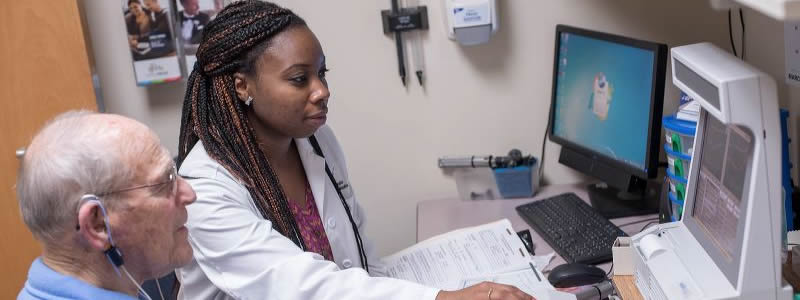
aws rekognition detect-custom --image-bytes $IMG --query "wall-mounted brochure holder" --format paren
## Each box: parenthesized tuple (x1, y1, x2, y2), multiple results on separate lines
(122, 0, 182, 86)
(173, 0, 223, 79)
(121, 0, 225, 86)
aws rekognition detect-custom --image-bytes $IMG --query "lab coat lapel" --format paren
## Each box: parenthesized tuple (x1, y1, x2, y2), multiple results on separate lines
(296, 138, 327, 217)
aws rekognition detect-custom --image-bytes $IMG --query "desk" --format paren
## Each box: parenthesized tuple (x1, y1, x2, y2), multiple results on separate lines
(417, 183, 651, 299)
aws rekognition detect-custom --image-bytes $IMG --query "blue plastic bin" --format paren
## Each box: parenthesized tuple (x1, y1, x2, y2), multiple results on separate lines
(667, 169, 688, 202)
(664, 144, 691, 180)
(668, 191, 684, 221)
(663, 115, 697, 156)
(493, 166, 535, 198)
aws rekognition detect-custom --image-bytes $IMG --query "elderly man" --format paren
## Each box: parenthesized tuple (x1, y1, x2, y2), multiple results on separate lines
(16, 111, 196, 299)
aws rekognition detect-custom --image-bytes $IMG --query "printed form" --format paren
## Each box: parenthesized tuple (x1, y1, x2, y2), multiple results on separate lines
(381, 219, 573, 299)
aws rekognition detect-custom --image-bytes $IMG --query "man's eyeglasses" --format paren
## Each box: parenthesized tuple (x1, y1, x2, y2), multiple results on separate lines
(98, 164, 178, 198)
(76, 165, 178, 230)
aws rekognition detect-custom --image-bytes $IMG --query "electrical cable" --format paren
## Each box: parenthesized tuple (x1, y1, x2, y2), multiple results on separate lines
(739, 8, 746, 60)
(615, 217, 659, 228)
(639, 221, 660, 233)
(122, 265, 153, 300)
(592, 284, 602, 299)
(728, 9, 738, 57)
(155, 278, 165, 300)
(538, 120, 548, 182)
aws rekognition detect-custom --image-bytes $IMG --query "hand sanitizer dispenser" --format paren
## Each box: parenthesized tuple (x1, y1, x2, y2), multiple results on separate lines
(444, 0, 498, 46)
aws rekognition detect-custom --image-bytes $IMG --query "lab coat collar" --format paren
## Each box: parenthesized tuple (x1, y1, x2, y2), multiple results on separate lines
(296, 137, 327, 217)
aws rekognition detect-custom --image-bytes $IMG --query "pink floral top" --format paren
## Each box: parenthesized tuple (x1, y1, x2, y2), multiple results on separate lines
(287, 184, 335, 261)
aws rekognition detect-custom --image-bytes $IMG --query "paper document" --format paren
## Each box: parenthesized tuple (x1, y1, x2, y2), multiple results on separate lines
(532, 252, 556, 272)
(381, 219, 560, 297)
(676, 92, 700, 122)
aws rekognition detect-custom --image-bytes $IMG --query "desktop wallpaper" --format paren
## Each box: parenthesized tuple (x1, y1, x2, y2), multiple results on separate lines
(552, 32, 655, 170)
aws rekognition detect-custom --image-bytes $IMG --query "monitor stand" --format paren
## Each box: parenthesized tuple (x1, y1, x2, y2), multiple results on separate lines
(587, 181, 660, 219)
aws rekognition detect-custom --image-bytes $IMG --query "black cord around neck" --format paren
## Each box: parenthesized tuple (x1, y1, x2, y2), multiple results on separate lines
(308, 135, 369, 272)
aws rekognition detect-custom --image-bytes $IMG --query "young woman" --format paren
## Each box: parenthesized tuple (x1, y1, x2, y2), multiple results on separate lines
(176, 2, 535, 300)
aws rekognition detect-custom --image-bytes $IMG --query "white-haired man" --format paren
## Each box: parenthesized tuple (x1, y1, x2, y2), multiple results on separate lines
(16, 111, 196, 300)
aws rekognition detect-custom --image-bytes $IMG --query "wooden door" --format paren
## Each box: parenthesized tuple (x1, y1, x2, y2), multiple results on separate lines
(0, 0, 97, 297)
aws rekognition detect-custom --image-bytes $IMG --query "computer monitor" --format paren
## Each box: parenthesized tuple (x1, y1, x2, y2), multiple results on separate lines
(547, 25, 668, 218)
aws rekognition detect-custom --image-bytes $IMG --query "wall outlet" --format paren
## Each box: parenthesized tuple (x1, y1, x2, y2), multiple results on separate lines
(786, 22, 800, 85)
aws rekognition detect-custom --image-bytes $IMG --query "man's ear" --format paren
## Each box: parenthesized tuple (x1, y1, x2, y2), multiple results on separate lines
(233, 72, 250, 104)
(77, 202, 112, 251)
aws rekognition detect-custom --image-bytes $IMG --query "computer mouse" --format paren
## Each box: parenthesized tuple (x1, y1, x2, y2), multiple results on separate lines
(547, 263, 607, 288)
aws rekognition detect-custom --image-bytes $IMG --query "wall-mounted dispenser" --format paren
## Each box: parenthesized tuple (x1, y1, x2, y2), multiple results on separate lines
(443, 0, 498, 46)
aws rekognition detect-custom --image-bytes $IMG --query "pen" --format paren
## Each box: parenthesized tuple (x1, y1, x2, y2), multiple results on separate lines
(391, 0, 406, 86)
(529, 262, 542, 282)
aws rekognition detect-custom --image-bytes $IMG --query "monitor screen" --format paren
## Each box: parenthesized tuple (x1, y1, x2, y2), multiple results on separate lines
(686, 112, 753, 287)
(551, 30, 656, 172)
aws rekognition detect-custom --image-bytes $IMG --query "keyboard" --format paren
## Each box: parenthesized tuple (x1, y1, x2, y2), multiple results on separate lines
(515, 193, 626, 265)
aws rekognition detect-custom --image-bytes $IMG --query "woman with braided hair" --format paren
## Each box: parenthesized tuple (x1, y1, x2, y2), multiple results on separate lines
(176, 1, 535, 300)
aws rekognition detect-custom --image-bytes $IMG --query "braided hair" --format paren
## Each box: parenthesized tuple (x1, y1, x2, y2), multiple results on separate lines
(177, 0, 307, 248)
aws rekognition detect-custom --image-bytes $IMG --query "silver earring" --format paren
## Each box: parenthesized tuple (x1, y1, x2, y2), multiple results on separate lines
(245, 96, 253, 106)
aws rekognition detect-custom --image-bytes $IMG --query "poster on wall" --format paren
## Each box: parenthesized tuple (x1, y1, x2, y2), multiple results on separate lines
(786, 22, 800, 86)
(175, 0, 224, 74)
(123, 0, 182, 85)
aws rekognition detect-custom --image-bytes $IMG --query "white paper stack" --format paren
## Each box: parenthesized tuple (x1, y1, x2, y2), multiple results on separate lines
(381, 219, 575, 300)
(676, 93, 700, 122)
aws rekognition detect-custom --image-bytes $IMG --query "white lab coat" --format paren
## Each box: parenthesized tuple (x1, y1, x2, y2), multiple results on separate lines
(176, 125, 439, 300)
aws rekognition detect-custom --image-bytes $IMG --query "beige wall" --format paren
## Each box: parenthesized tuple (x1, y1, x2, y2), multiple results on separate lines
(83, 0, 800, 256)
(82, 0, 184, 155)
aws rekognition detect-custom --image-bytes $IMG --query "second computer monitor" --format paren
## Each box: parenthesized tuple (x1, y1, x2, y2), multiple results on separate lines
(548, 25, 667, 218)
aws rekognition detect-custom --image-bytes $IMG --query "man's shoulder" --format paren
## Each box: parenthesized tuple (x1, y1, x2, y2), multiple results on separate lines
(19, 258, 138, 300)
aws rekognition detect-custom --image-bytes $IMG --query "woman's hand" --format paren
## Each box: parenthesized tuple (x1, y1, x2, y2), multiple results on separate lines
(435, 281, 536, 300)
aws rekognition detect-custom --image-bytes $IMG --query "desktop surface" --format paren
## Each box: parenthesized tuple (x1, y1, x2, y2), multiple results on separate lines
(417, 183, 651, 299)
(416, 183, 657, 271)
